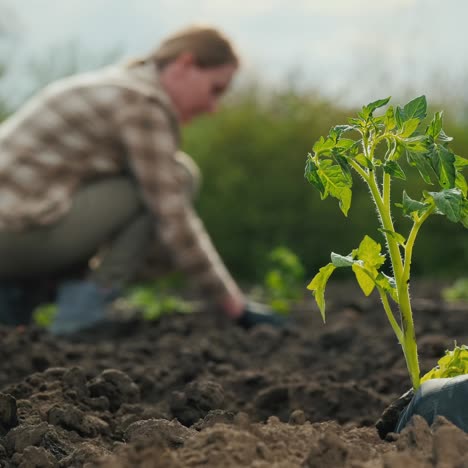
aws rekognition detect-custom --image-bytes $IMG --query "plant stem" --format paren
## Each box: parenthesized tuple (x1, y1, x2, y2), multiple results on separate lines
(377, 287, 403, 344)
(350, 158, 421, 389)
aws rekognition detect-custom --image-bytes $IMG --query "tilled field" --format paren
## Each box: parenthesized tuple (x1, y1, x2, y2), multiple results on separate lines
(1, 280, 468, 467)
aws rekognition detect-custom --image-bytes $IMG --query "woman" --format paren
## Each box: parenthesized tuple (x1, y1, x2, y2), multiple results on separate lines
(0, 25, 282, 334)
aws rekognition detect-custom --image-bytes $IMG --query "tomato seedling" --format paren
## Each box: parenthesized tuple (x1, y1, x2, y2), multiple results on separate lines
(305, 96, 468, 389)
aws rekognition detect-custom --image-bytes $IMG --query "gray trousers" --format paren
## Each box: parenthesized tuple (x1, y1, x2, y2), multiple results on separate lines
(0, 177, 153, 289)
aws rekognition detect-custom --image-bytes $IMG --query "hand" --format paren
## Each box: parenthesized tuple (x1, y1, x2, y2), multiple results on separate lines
(394, 374, 468, 434)
(236, 301, 287, 329)
(375, 388, 414, 439)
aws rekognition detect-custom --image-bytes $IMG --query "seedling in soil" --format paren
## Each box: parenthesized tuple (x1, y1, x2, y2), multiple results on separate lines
(263, 246, 305, 315)
(124, 280, 194, 321)
(421, 344, 468, 382)
(442, 277, 468, 302)
(304, 96, 468, 390)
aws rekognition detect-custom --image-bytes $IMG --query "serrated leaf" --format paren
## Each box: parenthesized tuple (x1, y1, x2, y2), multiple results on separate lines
(399, 118, 420, 138)
(305, 157, 325, 195)
(395, 106, 405, 129)
(403, 135, 428, 153)
(421, 346, 468, 383)
(375, 272, 399, 302)
(355, 153, 373, 169)
(384, 106, 396, 130)
(426, 188, 462, 223)
(406, 150, 434, 184)
(348, 117, 365, 127)
(317, 159, 352, 216)
(336, 138, 357, 150)
(403, 95, 427, 121)
(354, 235, 386, 270)
(429, 144, 456, 189)
(398, 191, 430, 218)
(361, 97, 391, 119)
(331, 252, 354, 267)
(379, 228, 406, 246)
(455, 172, 467, 197)
(307, 263, 336, 321)
(352, 263, 375, 296)
(333, 154, 353, 184)
(330, 125, 356, 139)
(383, 160, 406, 180)
(427, 111, 443, 139)
(313, 136, 335, 155)
(455, 155, 468, 171)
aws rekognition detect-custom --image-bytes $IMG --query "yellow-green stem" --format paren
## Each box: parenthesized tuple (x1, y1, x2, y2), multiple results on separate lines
(377, 287, 403, 345)
(349, 158, 421, 389)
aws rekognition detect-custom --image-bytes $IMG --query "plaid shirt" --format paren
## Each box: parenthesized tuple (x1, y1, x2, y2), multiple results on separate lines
(0, 62, 240, 300)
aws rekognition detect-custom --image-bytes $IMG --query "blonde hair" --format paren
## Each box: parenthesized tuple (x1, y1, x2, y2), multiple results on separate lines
(129, 25, 239, 70)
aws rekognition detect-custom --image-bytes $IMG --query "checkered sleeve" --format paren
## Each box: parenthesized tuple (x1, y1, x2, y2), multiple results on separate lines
(115, 96, 241, 301)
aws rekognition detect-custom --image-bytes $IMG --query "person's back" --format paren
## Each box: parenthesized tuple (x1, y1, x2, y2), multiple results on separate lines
(0, 63, 177, 231)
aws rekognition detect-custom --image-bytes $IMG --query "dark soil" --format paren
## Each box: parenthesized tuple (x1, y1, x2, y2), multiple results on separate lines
(1, 280, 468, 467)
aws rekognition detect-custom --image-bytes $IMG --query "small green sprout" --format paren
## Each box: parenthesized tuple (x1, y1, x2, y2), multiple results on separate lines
(33, 303, 58, 328)
(263, 246, 305, 315)
(442, 277, 468, 302)
(304, 96, 468, 390)
(124, 280, 193, 321)
(421, 345, 468, 382)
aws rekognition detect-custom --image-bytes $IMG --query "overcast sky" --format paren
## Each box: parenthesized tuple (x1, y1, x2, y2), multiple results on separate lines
(2, 0, 468, 108)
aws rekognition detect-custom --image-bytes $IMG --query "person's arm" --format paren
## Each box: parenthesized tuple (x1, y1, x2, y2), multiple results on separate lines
(115, 97, 245, 318)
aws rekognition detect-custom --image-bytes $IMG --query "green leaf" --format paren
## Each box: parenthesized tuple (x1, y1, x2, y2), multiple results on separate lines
(455, 172, 468, 197)
(361, 97, 391, 119)
(427, 111, 443, 139)
(352, 263, 375, 296)
(313, 136, 335, 155)
(317, 159, 352, 216)
(330, 125, 356, 139)
(349, 235, 386, 296)
(395, 96, 427, 130)
(421, 345, 468, 383)
(375, 272, 398, 302)
(379, 228, 406, 246)
(333, 154, 353, 184)
(429, 144, 456, 189)
(402, 95, 427, 121)
(460, 199, 468, 229)
(331, 252, 354, 267)
(395, 106, 405, 129)
(455, 155, 468, 171)
(353, 235, 386, 270)
(307, 263, 336, 321)
(398, 118, 420, 138)
(384, 106, 396, 130)
(397, 191, 430, 219)
(406, 150, 434, 184)
(426, 188, 463, 223)
(355, 153, 373, 170)
(305, 157, 325, 195)
(383, 160, 406, 180)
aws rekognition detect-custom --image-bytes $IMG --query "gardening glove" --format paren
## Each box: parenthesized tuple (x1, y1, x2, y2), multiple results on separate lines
(236, 301, 287, 329)
(395, 374, 468, 433)
(375, 388, 414, 439)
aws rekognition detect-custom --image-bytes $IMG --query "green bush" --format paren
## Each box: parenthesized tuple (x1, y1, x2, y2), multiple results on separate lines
(183, 86, 468, 282)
